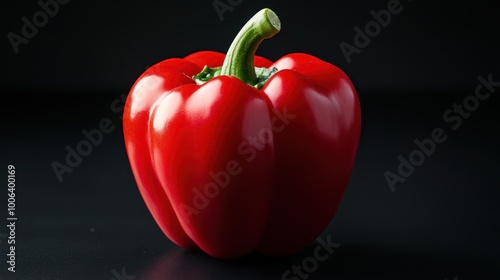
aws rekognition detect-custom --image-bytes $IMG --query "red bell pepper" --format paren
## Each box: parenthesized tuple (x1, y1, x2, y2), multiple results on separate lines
(123, 8, 361, 259)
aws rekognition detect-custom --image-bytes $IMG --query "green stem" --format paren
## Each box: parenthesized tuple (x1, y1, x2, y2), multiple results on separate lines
(220, 8, 281, 84)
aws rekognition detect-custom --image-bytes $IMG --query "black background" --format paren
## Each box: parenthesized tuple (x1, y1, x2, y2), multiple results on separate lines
(1, 0, 499, 279)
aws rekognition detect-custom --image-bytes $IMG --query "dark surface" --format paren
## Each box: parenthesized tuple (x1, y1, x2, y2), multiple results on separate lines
(2, 0, 500, 279)
(1, 91, 499, 279)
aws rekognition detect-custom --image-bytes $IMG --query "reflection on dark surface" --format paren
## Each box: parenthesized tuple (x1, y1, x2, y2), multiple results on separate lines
(135, 239, 498, 279)
(139, 246, 297, 279)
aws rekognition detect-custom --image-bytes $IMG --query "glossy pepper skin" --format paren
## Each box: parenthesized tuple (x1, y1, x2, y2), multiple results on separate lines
(123, 8, 361, 259)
